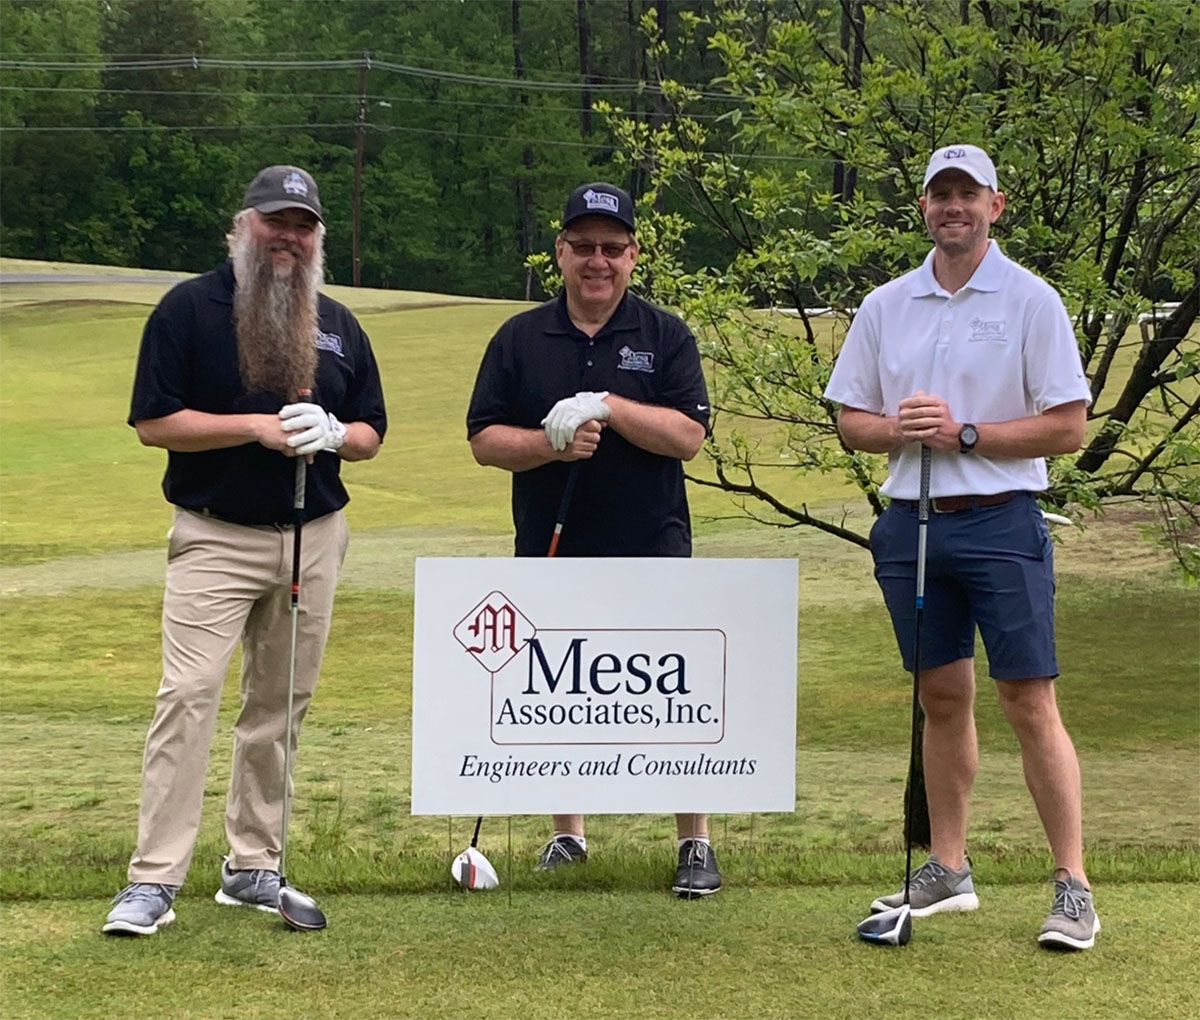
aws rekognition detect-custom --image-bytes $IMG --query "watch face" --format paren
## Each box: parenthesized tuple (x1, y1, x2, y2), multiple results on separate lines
(960, 424, 979, 451)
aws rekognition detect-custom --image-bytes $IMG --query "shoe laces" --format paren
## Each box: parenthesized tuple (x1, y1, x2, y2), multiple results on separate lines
(538, 837, 580, 865)
(112, 882, 174, 906)
(237, 868, 280, 894)
(908, 859, 948, 889)
(1049, 878, 1089, 920)
(681, 840, 709, 868)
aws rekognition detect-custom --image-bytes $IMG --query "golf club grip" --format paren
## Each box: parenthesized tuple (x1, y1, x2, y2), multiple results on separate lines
(293, 387, 313, 511)
(917, 445, 931, 521)
(915, 445, 931, 608)
(547, 461, 582, 558)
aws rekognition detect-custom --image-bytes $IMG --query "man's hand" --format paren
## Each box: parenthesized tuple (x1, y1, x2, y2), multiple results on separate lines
(541, 391, 611, 451)
(897, 391, 959, 451)
(561, 419, 603, 461)
(279, 401, 348, 456)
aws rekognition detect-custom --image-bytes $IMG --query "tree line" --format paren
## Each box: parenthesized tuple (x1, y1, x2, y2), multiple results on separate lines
(2, 0, 1196, 582)
(1, 0, 727, 296)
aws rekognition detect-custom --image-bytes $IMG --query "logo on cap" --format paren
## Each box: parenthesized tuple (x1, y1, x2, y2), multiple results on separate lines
(283, 172, 309, 197)
(583, 189, 619, 214)
(944, 147, 966, 159)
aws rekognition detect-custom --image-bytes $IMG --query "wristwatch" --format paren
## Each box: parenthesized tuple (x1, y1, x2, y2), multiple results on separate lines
(958, 423, 979, 454)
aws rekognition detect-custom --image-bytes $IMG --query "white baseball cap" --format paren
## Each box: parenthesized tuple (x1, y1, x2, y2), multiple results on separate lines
(923, 144, 998, 191)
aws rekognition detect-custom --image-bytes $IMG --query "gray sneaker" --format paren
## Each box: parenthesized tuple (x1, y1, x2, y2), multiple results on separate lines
(102, 883, 178, 936)
(214, 857, 281, 912)
(1038, 870, 1100, 950)
(870, 854, 980, 917)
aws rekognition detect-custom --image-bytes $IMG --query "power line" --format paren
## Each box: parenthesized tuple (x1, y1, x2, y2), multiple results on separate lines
(0, 54, 748, 103)
(0, 83, 735, 121)
(0, 118, 835, 164)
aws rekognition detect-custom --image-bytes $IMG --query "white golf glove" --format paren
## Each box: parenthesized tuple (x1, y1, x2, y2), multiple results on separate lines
(541, 391, 610, 451)
(279, 401, 347, 456)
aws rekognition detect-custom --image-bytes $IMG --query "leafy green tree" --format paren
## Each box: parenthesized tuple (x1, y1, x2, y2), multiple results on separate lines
(0, 0, 133, 263)
(607, 0, 1200, 576)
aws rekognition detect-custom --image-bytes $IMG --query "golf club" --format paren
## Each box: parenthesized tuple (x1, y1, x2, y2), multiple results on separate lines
(451, 816, 500, 890)
(857, 444, 932, 947)
(276, 388, 328, 933)
(457, 461, 583, 879)
(547, 460, 582, 557)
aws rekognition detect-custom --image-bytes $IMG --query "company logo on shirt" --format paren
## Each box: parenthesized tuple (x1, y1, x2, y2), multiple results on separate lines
(618, 346, 655, 373)
(968, 317, 1006, 342)
(315, 330, 344, 356)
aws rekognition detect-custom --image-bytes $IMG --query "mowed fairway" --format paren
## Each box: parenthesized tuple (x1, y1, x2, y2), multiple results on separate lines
(1, 261, 1197, 1020)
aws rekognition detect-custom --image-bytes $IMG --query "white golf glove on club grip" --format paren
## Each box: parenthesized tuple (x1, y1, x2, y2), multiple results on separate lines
(279, 401, 347, 456)
(541, 391, 610, 451)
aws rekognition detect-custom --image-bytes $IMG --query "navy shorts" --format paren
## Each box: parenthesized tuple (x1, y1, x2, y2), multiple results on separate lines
(869, 492, 1058, 680)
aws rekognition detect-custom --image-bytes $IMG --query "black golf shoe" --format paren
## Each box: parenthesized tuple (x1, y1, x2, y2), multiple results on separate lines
(673, 839, 722, 898)
(535, 834, 587, 871)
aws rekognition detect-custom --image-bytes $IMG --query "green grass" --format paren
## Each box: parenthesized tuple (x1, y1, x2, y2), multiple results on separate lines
(0, 260, 1197, 1019)
(3, 887, 1198, 1020)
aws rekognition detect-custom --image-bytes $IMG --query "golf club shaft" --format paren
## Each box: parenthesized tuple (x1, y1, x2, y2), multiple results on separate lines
(903, 445, 932, 907)
(547, 461, 582, 558)
(464, 463, 585, 851)
(281, 389, 311, 880)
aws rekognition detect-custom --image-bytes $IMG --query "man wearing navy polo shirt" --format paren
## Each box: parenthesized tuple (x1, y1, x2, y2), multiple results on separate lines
(103, 165, 387, 935)
(825, 144, 1098, 949)
(466, 182, 721, 897)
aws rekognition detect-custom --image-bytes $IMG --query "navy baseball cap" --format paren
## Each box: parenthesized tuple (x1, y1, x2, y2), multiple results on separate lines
(242, 165, 323, 222)
(562, 182, 635, 232)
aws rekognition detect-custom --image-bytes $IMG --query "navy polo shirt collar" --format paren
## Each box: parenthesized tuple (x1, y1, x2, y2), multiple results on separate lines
(550, 289, 641, 340)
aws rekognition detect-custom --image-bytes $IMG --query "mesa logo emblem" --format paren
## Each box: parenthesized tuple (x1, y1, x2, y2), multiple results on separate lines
(583, 189, 619, 214)
(968, 317, 1007, 342)
(451, 590, 726, 745)
(282, 171, 309, 196)
(618, 346, 654, 372)
(944, 147, 966, 159)
(315, 330, 344, 356)
(454, 591, 535, 675)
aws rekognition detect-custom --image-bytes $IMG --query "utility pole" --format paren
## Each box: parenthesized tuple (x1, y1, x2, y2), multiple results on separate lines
(352, 51, 370, 287)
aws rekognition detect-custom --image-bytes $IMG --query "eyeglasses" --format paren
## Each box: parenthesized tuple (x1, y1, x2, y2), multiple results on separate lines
(562, 238, 634, 259)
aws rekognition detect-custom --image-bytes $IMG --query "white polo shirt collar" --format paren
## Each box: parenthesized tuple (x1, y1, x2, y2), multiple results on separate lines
(910, 239, 1006, 298)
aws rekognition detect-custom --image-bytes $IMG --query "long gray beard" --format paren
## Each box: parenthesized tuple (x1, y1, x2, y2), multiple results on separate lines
(231, 233, 322, 399)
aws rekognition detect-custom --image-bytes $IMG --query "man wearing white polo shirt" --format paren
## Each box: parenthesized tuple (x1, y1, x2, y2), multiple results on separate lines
(825, 143, 1099, 950)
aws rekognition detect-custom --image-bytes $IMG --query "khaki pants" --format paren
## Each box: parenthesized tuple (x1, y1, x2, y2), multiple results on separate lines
(128, 507, 349, 886)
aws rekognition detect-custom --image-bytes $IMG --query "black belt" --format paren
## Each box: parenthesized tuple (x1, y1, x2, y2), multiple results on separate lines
(194, 507, 283, 527)
(893, 491, 1020, 514)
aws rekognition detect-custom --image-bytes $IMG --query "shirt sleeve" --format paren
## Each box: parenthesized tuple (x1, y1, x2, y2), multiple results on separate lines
(656, 319, 710, 431)
(466, 322, 515, 438)
(128, 299, 191, 425)
(823, 296, 885, 413)
(1022, 290, 1093, 412)
(338, 317, 388, 440)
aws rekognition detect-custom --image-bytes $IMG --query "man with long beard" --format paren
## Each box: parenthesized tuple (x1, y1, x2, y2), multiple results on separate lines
(103, 166, 387, 936)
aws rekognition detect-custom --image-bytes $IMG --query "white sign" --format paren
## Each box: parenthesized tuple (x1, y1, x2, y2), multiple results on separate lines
(411, 558, 798, 814)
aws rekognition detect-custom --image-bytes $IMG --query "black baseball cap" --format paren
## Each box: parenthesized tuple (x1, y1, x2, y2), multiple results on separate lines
(242, 165, 323, 223)
(562, 182, 635, 233)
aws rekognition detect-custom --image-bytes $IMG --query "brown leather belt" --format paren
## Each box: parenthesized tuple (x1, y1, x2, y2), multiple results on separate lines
(894, 491, 1019, 513)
